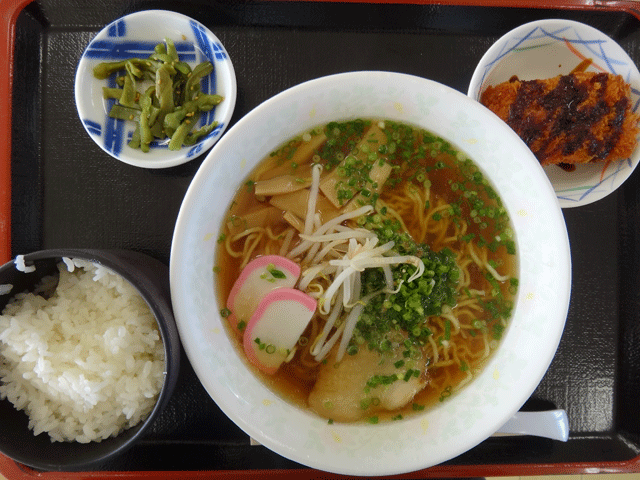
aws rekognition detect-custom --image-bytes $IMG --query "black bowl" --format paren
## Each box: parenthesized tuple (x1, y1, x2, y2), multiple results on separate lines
(0, 249, 180, 471)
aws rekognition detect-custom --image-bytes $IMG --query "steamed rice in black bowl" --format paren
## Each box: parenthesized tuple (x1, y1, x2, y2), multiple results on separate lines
(0, 249, 179, 471)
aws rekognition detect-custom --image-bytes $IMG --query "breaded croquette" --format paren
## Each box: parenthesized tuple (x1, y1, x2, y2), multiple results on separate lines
(480, 72, 638, 166)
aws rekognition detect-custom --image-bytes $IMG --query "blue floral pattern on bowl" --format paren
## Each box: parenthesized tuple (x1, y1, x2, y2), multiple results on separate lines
(468, 19, 640, 208)
(75, 10, 236, 169)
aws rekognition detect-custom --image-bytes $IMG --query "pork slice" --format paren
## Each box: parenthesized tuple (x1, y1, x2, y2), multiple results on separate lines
(308, 345, 427, 422)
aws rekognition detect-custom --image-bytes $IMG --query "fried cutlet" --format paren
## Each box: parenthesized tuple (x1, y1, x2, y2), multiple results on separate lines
(480, 72, 639, 166)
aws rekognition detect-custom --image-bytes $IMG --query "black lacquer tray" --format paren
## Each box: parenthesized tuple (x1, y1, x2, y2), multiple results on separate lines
(2, 0, 640, 477)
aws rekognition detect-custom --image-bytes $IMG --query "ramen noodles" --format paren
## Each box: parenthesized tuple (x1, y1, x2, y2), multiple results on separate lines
(216, 118, 518, 424)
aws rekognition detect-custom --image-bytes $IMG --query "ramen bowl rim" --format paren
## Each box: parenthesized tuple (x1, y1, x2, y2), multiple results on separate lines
(170, 70, 571, 476)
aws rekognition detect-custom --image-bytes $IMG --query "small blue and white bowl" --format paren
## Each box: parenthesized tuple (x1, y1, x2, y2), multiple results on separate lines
(468, 19, 640, 208)
(75, 10, 237, 169)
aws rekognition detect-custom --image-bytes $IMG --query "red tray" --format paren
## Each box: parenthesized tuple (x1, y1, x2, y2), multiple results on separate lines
(2, 0, 640, 478)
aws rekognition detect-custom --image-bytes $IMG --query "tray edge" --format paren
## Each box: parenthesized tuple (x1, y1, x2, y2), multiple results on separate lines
(2, 0, 640, 478)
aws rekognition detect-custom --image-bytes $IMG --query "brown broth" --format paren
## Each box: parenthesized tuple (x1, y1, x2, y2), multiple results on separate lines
(215, 119, 517, 422)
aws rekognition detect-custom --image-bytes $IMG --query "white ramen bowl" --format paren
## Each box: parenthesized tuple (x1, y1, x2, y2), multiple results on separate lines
(468, 19, 640, 208)
(75, 9, 237, 169)
(170, 71, 571, 476)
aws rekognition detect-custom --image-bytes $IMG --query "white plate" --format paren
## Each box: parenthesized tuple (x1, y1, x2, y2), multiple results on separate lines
(170, 71, 571, 476)
(468, 19, 640, 208)
(74, 10, 236, 169)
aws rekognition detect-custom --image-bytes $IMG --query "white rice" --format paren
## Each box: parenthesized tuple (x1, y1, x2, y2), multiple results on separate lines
(0, 258, 165, 443)
(14, 255, 35, 273)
